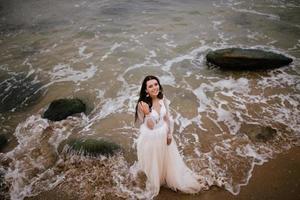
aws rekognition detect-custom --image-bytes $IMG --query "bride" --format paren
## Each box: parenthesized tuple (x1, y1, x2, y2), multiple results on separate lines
(135, 75, 203, 198)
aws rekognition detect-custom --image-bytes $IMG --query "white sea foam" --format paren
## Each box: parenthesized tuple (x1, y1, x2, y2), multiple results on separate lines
(129, 34, 143, 46)
(101, 42, 122, 61)
(162, 45, 209, 71)
(216, 78, 249, 93)
(98, 97, 126, 119)
(215, 103, 241, 134)
(236, 144, 269, 165)
(159, 75, 176, 86)
(4, 113, 89, 200)
(162, 34, 177, 48)
(193, 77, 249, 114)
(232, 8, 280, 20)
(78, 45, 94, 59)
(212, 20, 223, 30)
(5, 115, 51, 200)
(194, 148, 201, 157)
(22, 58, 35, 78)
(214, 1, 280, 21)
(121, 49, 161, 76)
(174, 114, 192, 133)
(162, 54, 193, 71)
(192, 133, 199, 143)
(193, 84, 211, 112)
(49, 63, 97, 83)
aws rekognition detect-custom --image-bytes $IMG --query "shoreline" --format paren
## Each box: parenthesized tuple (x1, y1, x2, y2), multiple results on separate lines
(156, 146, 300, 200)
(26, 146, 300, 200)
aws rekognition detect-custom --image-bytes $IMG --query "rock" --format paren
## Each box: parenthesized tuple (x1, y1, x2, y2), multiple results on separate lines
(0, 134, 8, 151)
(0, 73, 43, 112)
(65, 138, 121, 157)
(0, 170, 9, 200)
(206, 48, 293, 70)
(0, 156, 12, 168)
(240, 124, 277, 142)
(43, 98, 86, 121)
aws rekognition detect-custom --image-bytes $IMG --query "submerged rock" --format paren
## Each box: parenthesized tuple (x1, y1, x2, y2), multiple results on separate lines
(43, 98, 86, 121)
(65, 138, 121, 157)
(0, 74, 43, 112)
(206, 48, 293, 70)
(240, 124, 277, 142)
(0, 134, 8, 151)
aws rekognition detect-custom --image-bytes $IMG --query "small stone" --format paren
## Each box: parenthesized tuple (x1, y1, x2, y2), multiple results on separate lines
(240, 124, 277, 142)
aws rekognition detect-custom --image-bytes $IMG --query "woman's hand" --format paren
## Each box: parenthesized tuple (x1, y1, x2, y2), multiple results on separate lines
(163, 115, 168, 122)
(146, 119, 155, 129)
(139, 101, 150, 115)
(167, 134, 172, 145)
(139, 101, 154, 129)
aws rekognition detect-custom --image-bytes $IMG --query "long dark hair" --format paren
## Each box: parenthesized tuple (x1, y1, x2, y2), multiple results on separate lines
(135, 75, 164, 122)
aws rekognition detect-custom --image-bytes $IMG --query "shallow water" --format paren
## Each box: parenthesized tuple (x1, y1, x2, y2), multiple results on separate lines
(0, 0, 299, 199)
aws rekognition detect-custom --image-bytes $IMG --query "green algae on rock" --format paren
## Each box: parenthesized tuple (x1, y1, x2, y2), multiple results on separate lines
(43, 98, 86, 121)
(65, 138, 121, 157)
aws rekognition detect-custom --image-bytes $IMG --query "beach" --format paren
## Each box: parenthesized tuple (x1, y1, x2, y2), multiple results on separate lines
(0, 0, 299, 199)
(25, 147, 299, 200)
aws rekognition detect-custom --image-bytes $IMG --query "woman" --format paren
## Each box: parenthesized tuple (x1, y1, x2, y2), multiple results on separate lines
(135, 75, 202, 198)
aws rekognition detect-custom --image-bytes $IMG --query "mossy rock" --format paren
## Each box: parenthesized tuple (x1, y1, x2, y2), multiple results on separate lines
(0, 134, 8, 151)
(240, 124, 277, 142)
(66, 138, 121, 157)
(206, 48, 293, 70)
(43, 98, 86, 121)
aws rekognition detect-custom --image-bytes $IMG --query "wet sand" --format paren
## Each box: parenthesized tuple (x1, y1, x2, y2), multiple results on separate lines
(157, 146, 300, 200)
(26, 146, 300, 200)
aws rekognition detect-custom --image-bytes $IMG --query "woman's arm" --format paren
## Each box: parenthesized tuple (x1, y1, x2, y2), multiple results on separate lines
(163, 98, 174, 135)
(163, 113, 171, 134)
(145, 114, 155, 129)
(138, 102, 155, 129)
(163, 98, 174, 145)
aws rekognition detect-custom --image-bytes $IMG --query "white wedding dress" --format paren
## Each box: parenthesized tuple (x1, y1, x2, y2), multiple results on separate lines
(136, 98, 202, 198)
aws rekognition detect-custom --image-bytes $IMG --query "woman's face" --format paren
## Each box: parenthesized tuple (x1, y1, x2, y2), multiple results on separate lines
(146, 79, 159, 98)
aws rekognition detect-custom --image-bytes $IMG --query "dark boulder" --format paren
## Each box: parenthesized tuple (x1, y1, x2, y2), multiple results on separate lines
(0, 73, 43, 112)
(0, 134, 8, 151)
(43, 98, 86, 121)
(240, 124, 277, 142)
(65, 138, 121, 157)
(206, 48, 293, 70)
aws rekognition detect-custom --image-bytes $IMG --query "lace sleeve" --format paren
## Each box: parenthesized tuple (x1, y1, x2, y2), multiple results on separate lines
(137, 103, 145, 124)
(137, 102, 155, 129)
(163, 97, 174, 135)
